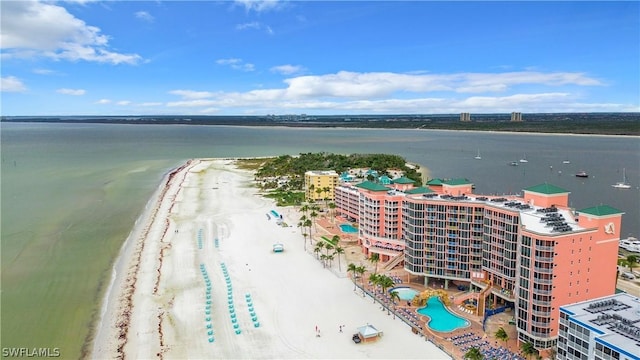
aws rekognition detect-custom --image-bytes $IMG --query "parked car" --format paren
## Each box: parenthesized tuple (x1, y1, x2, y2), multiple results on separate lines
(352, 334, 361, 344)
(621, 272, 635, 280)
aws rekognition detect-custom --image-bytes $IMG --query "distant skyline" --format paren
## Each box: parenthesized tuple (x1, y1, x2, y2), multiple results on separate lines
(1, 0, 639, 116)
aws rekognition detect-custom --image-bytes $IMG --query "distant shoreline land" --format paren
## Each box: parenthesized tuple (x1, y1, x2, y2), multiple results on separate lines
(2, 112, 639, 136)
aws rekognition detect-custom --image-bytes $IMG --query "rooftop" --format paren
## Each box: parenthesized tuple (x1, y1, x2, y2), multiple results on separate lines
(560, 293, 640, 360)
(524, 183, 570, 195)
(578, 204, 625, 217)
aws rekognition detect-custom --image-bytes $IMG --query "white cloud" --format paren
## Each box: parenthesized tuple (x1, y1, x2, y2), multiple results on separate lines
(236, 22, 260, 30)
(32, 68, 55, 75)
(216, 58, 255, 72)
(270, 64, 304, 75)
(233, 0, 284, 13)
(160, 69, 629, 114)
(1, 0, 142, 64)
(135, 11, 154, 22)
(56, 88, 86, 95)
(117, 100, 132, 106)
(169, 90, 218, 99)
(1, 76, 27, 92)
(139, 102, 163, 107)
(96, 99, 111, 104)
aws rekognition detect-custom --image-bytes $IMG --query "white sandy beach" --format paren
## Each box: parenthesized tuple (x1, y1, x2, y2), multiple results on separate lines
(92, 158, 451, 359)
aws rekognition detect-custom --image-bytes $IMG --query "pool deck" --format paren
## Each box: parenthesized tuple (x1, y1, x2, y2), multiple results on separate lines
(313, 212, 525, 360)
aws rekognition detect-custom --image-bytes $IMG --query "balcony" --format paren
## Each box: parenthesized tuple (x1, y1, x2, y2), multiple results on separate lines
(531, 320, 551, 328)
(532, 310, 552, 317)
(536, 245, 554, 252)
(534, 267, 554, 274)
(532, 278, 553, 285)
(535, 256, 554, 263)
(533, 288, 553, 295)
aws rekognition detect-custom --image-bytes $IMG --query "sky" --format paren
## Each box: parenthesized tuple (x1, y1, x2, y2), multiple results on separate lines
(1, 0, 639, 116)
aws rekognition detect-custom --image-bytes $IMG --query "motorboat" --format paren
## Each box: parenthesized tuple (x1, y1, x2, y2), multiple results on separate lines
(562, 160, 571, 164)
(612, 168, 631, 189)
(509, 161, 519, 166)
(575, 171, 588, 178)
(619, 237, 640, 253)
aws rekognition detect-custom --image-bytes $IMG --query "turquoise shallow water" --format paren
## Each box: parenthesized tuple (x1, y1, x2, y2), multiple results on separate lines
(1, 122, 638, 357)
(339, 223, 358, 233)
(389, 287, 419, 301)
(417, 297, 470, 332)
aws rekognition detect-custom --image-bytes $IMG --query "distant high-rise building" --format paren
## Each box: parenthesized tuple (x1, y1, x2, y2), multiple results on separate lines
(511, 112, 523, 122)
(460, 112, 471, 122)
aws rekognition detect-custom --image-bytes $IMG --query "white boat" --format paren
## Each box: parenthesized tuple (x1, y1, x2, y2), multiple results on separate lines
(612, 168, 631, 189)
(474, 149, 482, 160)
(619, 236, 640, 253)
(562, 160, 571, 164)
(519, 154, 528, 163)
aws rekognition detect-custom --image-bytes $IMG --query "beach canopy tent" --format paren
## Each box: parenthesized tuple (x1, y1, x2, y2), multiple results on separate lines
(356, 324, 381, 343)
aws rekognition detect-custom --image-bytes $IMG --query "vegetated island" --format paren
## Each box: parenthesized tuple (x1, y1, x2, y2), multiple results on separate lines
(236, 152, 424, 206)
(2, 112, 639, 136)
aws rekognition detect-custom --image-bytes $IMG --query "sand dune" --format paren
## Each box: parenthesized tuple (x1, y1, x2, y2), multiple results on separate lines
(92, 158, 451, 359)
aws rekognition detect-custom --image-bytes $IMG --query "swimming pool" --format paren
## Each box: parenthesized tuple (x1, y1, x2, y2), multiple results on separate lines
(389, 287, 418, 301)
(417, 297, 469, 332)
(339, 223, 358, 233)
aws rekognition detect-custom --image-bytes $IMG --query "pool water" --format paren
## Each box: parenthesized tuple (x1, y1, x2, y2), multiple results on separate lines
(339, 223, 358, 233)
(417, 297, 470, 332)
(389, 287, 418, 301)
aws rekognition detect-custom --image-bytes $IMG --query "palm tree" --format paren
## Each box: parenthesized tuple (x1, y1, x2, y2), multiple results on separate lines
(300, 204, 310, 217)
(324, 244, 334, 264)
(626, 254, 638, 272)
(326, 254, 335, 267)
(308, 184, 315, 202)
(347, 263, 358, 290)
(310, 210, 318, 232)
(355, 265, 366, 296)
(369, 273, 380, 303)
(389, 290, 400, 319)
(328, 202, 336, 221)
(334, 245, 345, 271)
(378, 275, 395, 314)
(322, 186, 331, 207)
(369, 253, 380, 274)
(320, 254, 328, 268)
(315, 188, 323, 203)
(313, 244, 322, 259)
(302, 232, 308, 251)
(464, 346, 484, 360)
(304, 219, 313, 241)
(495, 327, 509, 347)
(520, 342, 537, 360)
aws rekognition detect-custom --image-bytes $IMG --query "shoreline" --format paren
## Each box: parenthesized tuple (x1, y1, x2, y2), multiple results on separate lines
(91, 160, 195, 359)
(91, 158, 451, 359)
(3, 121, 638, 138)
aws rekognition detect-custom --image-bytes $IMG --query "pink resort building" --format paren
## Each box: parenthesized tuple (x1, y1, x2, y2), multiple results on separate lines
(334, 177, 625, 352)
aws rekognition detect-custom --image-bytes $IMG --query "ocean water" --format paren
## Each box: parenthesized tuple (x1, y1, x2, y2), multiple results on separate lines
(1, 122, 638, 357)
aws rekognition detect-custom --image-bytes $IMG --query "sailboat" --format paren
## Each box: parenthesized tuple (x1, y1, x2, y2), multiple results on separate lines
(612, 168, 631, 189)
(474, 149, 482, 160)
(519, 154, 528, 163)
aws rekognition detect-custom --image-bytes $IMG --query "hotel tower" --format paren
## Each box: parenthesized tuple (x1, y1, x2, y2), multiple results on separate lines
(334, 178, 624, 352)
